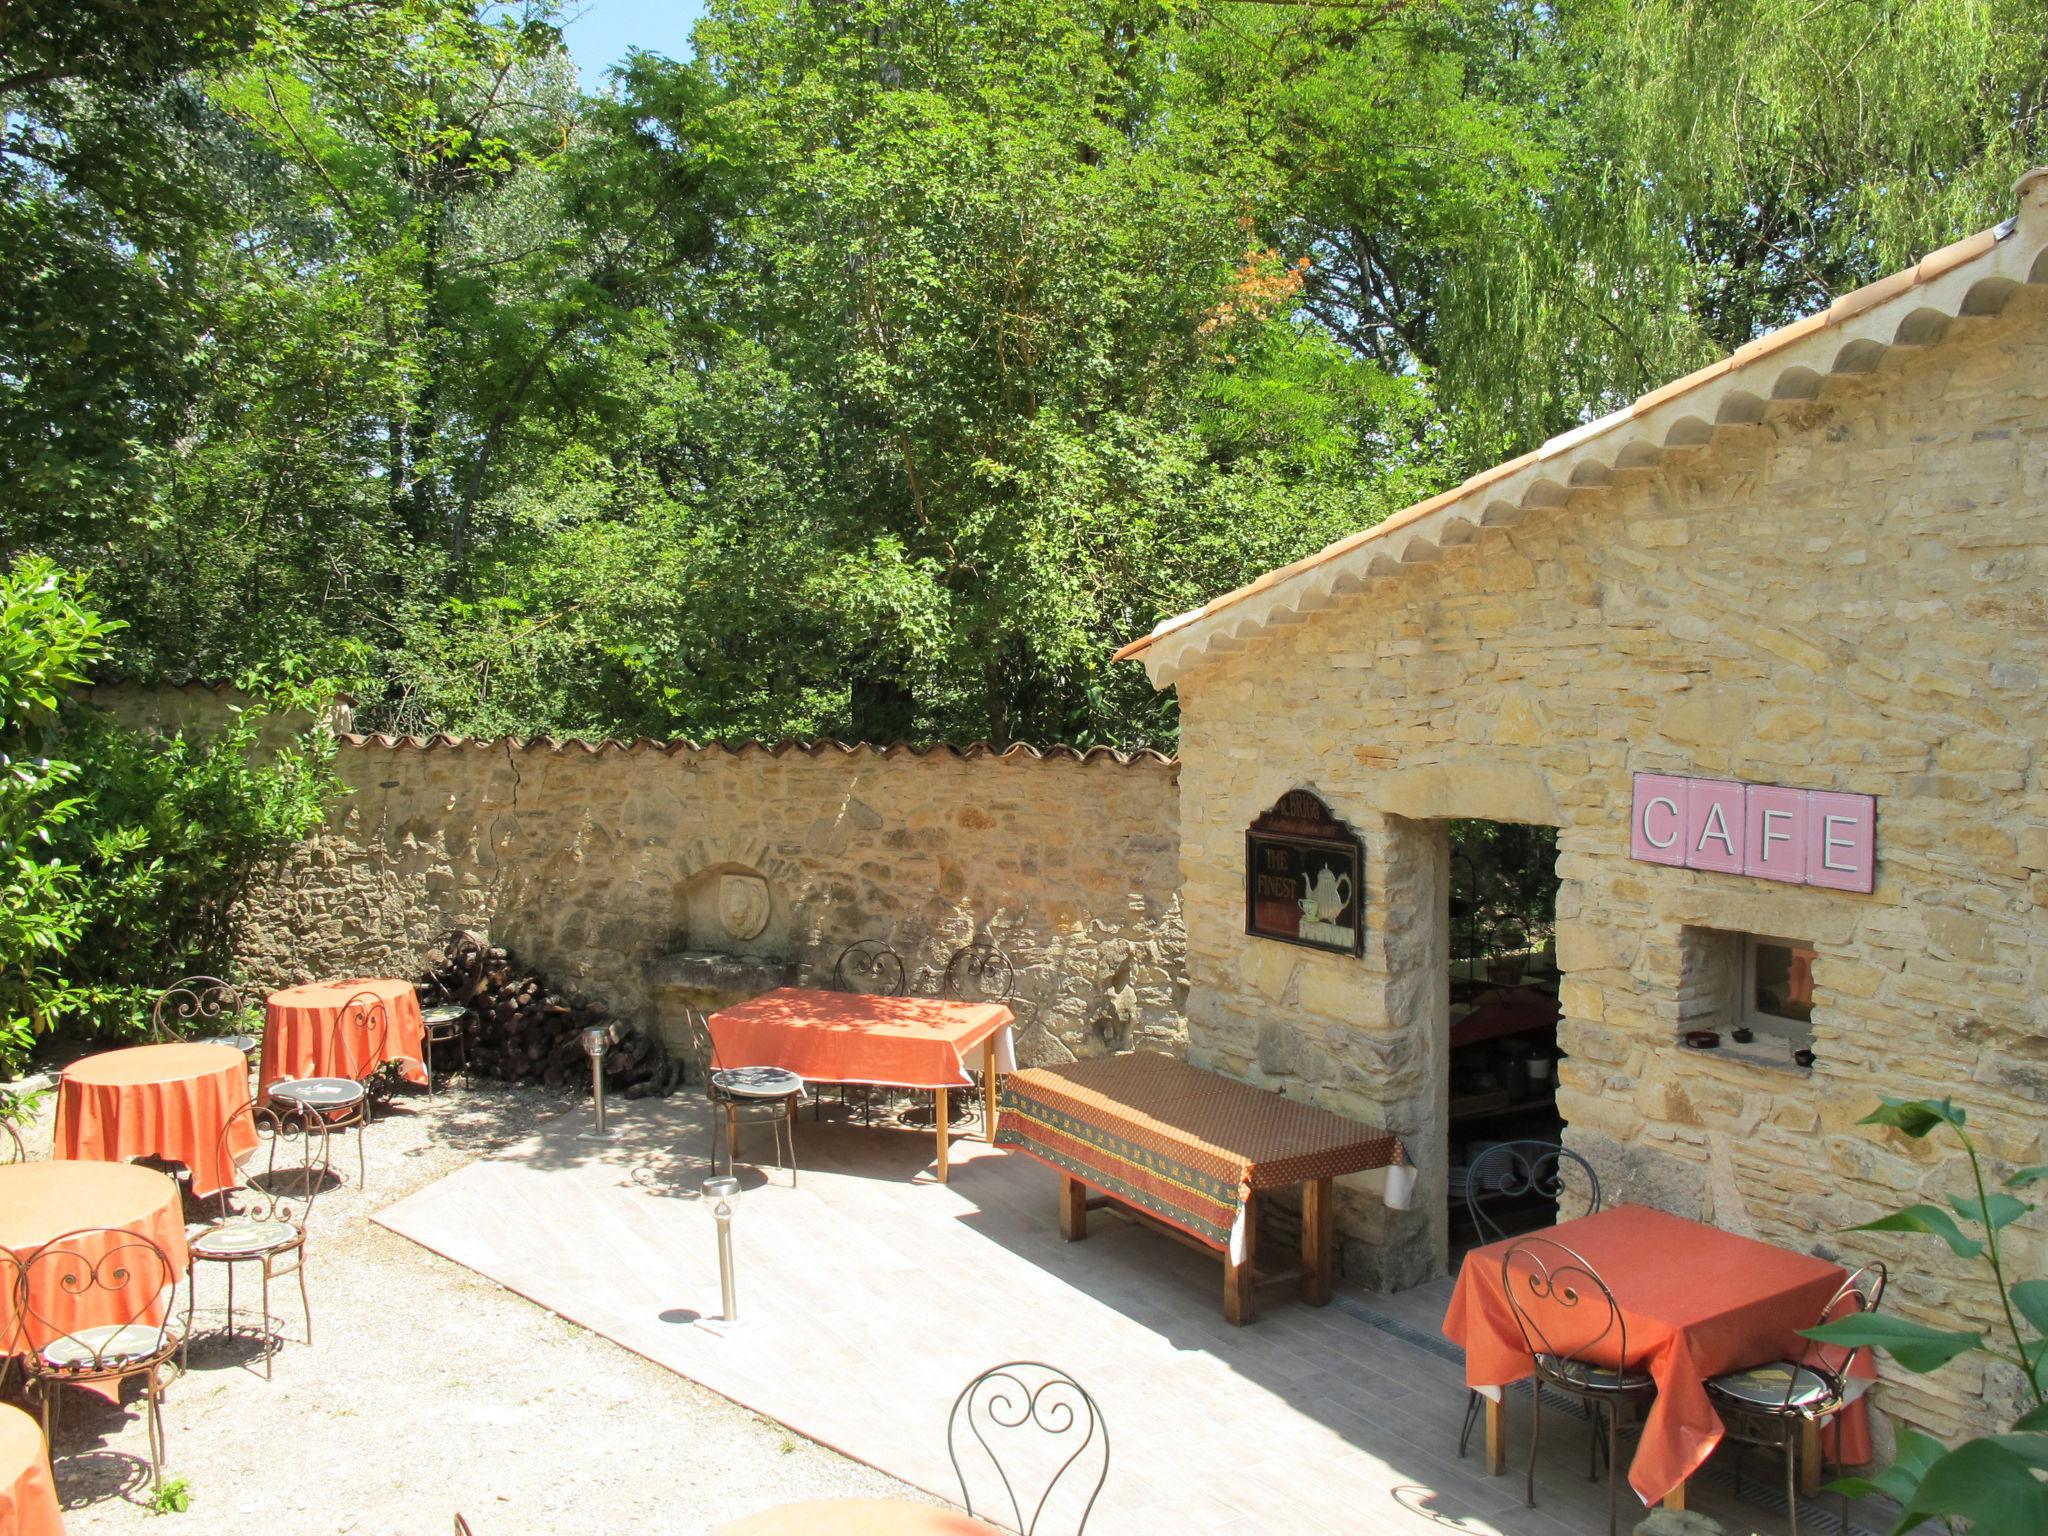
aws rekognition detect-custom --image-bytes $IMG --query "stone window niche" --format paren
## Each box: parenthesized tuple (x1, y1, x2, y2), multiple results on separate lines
(1677, 926, 1817, 1071)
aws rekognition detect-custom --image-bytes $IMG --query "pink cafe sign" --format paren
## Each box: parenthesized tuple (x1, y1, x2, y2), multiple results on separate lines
(1631, 773, 1875, 892)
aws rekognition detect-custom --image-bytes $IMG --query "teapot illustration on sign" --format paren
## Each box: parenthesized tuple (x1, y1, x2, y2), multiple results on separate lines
(1299, 866, 1353, 926)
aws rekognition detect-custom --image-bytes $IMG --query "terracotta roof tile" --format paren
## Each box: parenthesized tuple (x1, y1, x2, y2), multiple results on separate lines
(338, 733, 1175, 766)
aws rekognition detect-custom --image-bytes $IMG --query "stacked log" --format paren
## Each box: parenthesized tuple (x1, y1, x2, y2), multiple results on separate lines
(416, 931, 682, 1099)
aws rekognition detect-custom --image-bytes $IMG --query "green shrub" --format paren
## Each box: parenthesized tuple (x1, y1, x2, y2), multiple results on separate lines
(0, 558, 343, 1072)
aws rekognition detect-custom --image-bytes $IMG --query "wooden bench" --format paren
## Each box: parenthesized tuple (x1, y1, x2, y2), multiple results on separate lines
(995, 1054, 1404, 1324)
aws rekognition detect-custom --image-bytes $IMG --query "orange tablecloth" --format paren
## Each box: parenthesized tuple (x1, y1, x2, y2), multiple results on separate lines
(709, 988, 1015, 1089)
(0, 1161, 189, 1389)
(710, 1499, 1002, 1535)
(0, 1403, 62, 1536)
(54, 1043, 256, 1197)
(1442, 1205, 1873, 1505)
(261, 978, 427, 1091)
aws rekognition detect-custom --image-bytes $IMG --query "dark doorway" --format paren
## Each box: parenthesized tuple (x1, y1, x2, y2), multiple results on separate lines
(1446, 819, 1564, 1257)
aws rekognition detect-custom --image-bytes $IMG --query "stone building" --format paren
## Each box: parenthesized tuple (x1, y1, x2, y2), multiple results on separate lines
(1113, 172, 2048, 1444)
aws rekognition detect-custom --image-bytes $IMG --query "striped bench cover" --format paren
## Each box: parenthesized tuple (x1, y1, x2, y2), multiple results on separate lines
(996, 1053, 1403, 1257)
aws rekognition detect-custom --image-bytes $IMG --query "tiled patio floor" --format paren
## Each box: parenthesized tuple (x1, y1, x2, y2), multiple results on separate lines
(377, 1096, 1888, 1536)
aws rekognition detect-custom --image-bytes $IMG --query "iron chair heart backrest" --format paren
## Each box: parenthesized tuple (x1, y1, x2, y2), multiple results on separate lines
(680, 1006, 724, 1089)
(1499, 1235, 1631, 1385)
(940, 940, 1017, 1006)
(948, 1360, 1109, 1536)
(1465, 1141, 1602, 1244)
(210, 1095, 322, 1227)
(1781, 1261, 1888, 1417)
(149, 975, 243, 1043)
(833, 939, 906, 997)
(16, 1227, 179, 1370)
(335, 992, 392, 1084)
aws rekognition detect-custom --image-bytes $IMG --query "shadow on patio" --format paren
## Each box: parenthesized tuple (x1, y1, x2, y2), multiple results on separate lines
(375, 1096, 1895, 1536)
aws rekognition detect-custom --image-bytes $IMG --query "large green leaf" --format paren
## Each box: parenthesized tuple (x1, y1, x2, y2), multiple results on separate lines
(1985, 1433, 2048, 1470)
(1850, 1204, 1984, 1258)
(2015, 1404, 2048, 1432)
(1824, 1427, 1948, 1512)
(2006, 1164, 2048, 1189)
(2014, 1280, 2048, 1341)
(1898, 1438, 2048, 1536)
(1859, 1097, 1965, 1137)
(1951, 1191, 2031, 1231)
(1801, 1315, 1983, 1373)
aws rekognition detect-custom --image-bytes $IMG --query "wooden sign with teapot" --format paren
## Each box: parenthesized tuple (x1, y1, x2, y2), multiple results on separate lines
(1245, 789, 1365, 957)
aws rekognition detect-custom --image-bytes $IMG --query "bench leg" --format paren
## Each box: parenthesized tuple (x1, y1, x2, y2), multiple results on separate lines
(1224, 1191, 1258, 1326)
(983, 1038, 1000, 1142)
(1059, 1175, 1088, 1241)
(1301, 1176, 1334, 1305)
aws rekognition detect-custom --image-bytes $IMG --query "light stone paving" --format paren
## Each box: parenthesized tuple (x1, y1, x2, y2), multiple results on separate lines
(377, 1096, 1889, 1535)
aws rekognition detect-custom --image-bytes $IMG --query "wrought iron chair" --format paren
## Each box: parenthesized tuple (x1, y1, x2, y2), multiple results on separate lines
(681, 1006, 801, 1185)
(17, 1228, 183, 1487)
(150, 975, 259, 1061)
(1499, 1236, 1656, 1536)
(1706, 1262, 1888, 1536)
(269, 992, 382, 1186)
(825, 939, 905, 1122)
(833, 938, 906, 995)
(184, 1095, 318, 1379)
(1457, 1141, 1603, 1457)
(420, 1002, 469, 1094)
(937, 939, 1017, 1133)
(948, 1361, 1109, 1536)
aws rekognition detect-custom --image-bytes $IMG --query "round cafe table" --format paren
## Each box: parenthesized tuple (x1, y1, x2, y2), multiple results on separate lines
(0, 1161, 189, 1371)
(710, 1500, 1003, 1535)
(0, 1402, 63, 1536)
(261, 978, 427, 1092)
(53, 1042, 256, 1197)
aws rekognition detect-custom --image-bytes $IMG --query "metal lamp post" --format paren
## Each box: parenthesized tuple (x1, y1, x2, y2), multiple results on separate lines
(578, 1021, 623, 1141)
(701, 1174, 742, 1324)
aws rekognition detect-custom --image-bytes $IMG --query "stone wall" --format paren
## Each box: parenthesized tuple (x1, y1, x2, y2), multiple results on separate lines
(1167, 287, 2048, 1444)
(235, 737, 1185, 1065)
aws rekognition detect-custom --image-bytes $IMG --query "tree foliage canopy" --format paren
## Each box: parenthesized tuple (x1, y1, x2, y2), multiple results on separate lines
(5, 0, 2043, 747)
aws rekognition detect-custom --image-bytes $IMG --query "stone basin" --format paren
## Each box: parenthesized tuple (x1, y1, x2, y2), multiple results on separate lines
(647, 950, 795, 1053)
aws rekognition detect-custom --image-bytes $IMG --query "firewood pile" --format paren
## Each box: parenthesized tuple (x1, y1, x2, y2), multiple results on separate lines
(417, 930, 683, 1098)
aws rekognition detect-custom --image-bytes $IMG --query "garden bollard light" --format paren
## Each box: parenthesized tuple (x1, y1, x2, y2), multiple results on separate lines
(702, 1174, 742, 1323)
(578, 1022, 622, 1141)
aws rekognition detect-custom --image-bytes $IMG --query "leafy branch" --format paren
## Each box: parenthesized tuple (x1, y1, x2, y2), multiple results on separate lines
(1802, 1097, 2048, 1534)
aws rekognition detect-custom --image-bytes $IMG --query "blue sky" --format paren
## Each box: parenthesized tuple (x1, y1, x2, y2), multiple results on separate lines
(558, 0, 708, 85)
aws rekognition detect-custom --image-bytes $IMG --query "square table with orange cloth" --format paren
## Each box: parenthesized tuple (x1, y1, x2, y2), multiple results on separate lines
(996, 1053, 1405, 1323)
(0, 1161, 191, 1402)
(711, 988, 1014, 1089)
(708, 988, 1015, 1183)
(0, 1403, 63, 1536)
(261, 977, 428, 1091)
(53, 1042, 257, 1198)
(1442, 1204, 1873, 1507)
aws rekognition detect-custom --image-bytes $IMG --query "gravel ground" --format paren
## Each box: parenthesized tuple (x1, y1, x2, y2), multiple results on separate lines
(22, 1081, 927, 1536)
